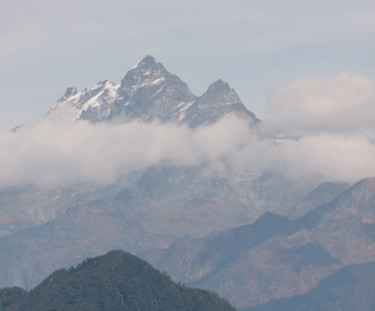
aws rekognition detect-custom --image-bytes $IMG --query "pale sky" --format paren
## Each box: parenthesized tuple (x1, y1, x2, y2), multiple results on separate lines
(1, 0, 374, 130)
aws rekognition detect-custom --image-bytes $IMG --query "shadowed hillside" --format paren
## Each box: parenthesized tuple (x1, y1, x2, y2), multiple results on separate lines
(244, 261, 375, 311)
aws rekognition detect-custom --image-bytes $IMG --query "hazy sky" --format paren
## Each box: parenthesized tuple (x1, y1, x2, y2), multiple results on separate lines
(1, 0, 374, 130)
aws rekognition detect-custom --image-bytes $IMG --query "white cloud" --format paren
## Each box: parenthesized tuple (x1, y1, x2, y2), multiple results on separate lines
(266, 73, 375, 133)
(1, 115, 375, 189)
(265, 134, 375, 183)
(0, 116, 250, 188)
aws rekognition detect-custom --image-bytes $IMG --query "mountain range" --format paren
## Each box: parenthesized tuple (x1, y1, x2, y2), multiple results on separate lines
(50, 55, 259, 127)
(1, 56, 374, 309)
(0, 56, 315, 291)
(141, 177, 375, 308)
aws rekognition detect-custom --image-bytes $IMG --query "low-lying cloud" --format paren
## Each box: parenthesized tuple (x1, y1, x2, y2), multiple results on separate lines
(1, 114, 375, 189)
(0, 117, 250, 188)
(266, 72, 375, 133)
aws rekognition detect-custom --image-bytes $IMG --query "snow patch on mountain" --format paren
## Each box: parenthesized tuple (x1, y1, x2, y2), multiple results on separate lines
(48, 56, 259, 127)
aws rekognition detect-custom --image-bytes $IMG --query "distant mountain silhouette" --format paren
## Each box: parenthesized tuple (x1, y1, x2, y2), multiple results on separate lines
(244, 261, 375, 311)
(141, 177, 375, 309)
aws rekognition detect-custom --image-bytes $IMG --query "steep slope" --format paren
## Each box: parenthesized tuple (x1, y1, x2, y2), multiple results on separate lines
(141, 177, 375, 309)
(0, 250, 235, 311)
(186, 79, 258, 127)
(142, 213, 299, 283)
(245, 261, 375, 311)
(0, 184, 123, 237)
(296, 176, 375, 264)
(49, 55, 259, 127)
(287, 181, 349, 219)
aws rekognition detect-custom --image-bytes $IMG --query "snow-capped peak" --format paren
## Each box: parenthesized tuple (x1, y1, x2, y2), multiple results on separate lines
(58, 87, 78, 102)
(48, 56, 259, 127)
(120, 56, 170, 94)
(133, 55, 157, 69)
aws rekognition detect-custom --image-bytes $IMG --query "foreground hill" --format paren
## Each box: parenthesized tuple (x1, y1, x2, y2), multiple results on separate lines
(244, 261, 375, 311)
(0, 250, 235, 311)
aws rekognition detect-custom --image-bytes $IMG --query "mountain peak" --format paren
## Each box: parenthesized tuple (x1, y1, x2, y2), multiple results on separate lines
(198, 79, 240, 107)
(58, 87, 78, 102)
(342, 176, 375, 205)
(208, 79, 231, 92)
(334, 177, 375, 203)
(120, 55, 167, 89)
(134, 55, 157, 70)
(208, 79, 231, 90)
(353, 177, 375, 189)
(49, 56, 259, 127)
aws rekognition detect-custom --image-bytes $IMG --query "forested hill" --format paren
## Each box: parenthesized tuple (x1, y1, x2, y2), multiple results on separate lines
(0, 250, 235, 311)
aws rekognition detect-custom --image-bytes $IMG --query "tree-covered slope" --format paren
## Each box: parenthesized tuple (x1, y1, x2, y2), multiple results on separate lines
(0, 287, 27, 311)
(0, 250, 235, 311)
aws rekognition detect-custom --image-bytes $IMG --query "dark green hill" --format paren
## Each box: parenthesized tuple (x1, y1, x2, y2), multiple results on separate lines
(0, 287, 27, 311)
(0, 250, 235, 311)
(243, 261, 375, 311)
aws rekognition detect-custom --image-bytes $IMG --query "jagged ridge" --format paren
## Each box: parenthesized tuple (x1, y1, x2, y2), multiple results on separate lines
(49, 55, 259, 127)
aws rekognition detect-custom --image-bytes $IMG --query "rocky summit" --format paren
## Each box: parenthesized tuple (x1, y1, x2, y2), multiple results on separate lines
(50, 55, 259, 127)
